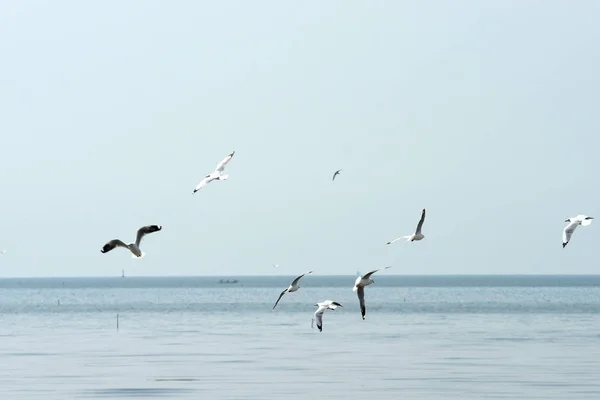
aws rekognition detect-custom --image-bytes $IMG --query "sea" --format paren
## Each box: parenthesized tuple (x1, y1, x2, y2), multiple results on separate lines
(1, 274, 600, 400)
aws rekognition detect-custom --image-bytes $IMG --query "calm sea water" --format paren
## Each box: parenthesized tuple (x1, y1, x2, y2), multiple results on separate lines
(1, 275, 600, 400)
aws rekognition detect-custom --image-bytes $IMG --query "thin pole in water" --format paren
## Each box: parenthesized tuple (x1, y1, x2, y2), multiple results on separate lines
(117, 314, 119, 331)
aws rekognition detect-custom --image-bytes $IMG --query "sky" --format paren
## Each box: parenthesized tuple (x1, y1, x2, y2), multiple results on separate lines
(0, 0, 599, 277)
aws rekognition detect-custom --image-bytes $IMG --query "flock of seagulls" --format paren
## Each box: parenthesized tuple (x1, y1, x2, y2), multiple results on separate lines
(99, 150, 236, 259)
(94, 149, 595, 332)
(279, 208, 594, 331)
(269, 266, 396, 331)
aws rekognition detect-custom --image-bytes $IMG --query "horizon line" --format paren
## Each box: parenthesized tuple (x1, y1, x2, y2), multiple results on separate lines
(1, 273, 600, 279)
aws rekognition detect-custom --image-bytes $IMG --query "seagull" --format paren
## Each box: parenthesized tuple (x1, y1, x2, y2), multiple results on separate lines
(353, 266, 391, 320)
(272, 271, 313, 310)
(563, 214, 594, 248)
(101, 225, 162, 258)
(0, 250, 6, 255)
(332, 169, 342, 181)
(193, 151, 235, 194)
(273, 264, 279, 268)
(387, 209, 426, 244)
(311, 300, 343, 332)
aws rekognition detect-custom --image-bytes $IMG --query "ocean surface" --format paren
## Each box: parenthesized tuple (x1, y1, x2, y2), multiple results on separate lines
(1, 275, 600, 400)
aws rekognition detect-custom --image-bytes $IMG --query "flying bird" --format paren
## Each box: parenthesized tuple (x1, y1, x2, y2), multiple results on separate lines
(311, 300, 343, 332)
(193, 151, 235, 194)
(563, 214, 594, 248)
(272, 271, 313, 310)
(387, 209, 426, 244)
(0, 250, 6, 255)
(332, 169, 342, 181)
(273, 264, 279, 268)
(353, 266, 391, 320)
(101, 225, 162, 258)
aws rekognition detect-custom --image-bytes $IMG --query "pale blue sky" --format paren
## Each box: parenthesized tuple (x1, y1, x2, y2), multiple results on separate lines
(0, 1, 598, 277)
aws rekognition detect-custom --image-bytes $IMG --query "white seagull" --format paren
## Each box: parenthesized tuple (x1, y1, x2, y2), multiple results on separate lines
(0, 250, 6, 255)
(273, 264, 279, 268)
(387, 208, 426, 244)
(101, 225, 162, 258)
(311, 300, 343, 332)
(353, 266, 391, 320)
(193, 151, 235, 194)
(563, 214, 594, 248)
(272, 271, 313, 310)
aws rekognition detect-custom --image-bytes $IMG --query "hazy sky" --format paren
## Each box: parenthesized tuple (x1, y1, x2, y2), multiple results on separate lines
(0, 1, 599, 277)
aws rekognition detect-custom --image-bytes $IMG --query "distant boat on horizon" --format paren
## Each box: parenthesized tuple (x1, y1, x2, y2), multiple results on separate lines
(219, 279, 239, 284)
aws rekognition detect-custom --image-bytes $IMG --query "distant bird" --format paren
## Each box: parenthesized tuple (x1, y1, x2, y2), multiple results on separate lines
(101, 225, 162, 258)
(193, 151, 235, 194)
(272, 271, 313, 310)
(273, 264, 279, 268)
(353, 266, 391, 320)
(311, 300, 343, 332)
(0, 250, 5, 255)
(387, 209, 426, 244)
(563, 214, 594, 248)
(332, 169, 342, 181)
